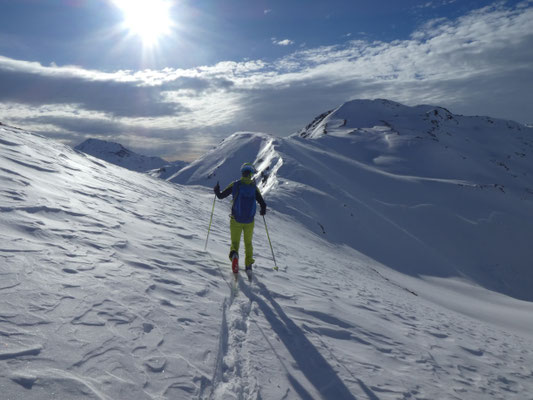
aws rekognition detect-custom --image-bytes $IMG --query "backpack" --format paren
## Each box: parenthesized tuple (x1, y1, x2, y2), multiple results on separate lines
(231, 180, 257, 223)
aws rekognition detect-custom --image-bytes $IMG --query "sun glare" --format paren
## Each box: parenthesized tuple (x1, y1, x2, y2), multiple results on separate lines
(113, 0, 174, 46)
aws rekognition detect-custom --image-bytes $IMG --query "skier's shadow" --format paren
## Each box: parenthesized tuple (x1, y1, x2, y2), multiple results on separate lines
(239, 279, 379, 400)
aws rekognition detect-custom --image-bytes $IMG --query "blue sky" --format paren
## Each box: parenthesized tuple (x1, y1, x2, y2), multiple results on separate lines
(0, 0, 532, 160)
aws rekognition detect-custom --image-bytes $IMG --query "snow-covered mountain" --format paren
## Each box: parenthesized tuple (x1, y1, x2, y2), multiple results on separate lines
(75, 138, 187, 174)
(169, 99, 533, 302)
(1, 110, 533, 400)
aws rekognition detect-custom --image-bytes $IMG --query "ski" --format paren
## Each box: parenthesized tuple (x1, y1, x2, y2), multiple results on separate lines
(245, 265, 253, 282)
(231, 272, 239, 296)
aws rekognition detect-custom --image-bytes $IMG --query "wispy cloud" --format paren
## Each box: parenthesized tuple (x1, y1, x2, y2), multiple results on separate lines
(416, 0, 458, 9)
(264, 9, 272, 15)
(1, 2, 532, 160)
(272, 38, 295, 46)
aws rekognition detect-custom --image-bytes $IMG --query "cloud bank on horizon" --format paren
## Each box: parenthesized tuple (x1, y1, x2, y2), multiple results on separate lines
(0, 1, 532, 161)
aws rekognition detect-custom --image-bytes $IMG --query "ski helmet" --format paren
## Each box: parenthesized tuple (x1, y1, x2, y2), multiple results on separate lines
(241, 162, 255, 176)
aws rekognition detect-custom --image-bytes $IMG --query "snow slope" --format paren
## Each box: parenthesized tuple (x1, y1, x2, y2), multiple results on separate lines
(146, 163, 189, 180)
(1, 122, 533, 400)
(169, 99, 533, 302)
(75, 138, 187, 174)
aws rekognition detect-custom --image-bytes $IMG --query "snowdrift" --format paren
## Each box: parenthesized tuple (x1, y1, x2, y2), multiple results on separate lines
(170, 99, 533, 301)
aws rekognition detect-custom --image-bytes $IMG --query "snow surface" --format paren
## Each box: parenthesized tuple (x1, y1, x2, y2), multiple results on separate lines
(146, 163, 189, 181)
(1, 102, 533, 400)
(75, 138, 187, 174)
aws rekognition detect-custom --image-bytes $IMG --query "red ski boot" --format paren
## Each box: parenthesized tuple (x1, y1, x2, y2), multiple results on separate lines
(231, 253, 239, 274)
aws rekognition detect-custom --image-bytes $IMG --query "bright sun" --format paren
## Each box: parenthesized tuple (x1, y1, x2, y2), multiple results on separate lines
(113, 0, 174, 46)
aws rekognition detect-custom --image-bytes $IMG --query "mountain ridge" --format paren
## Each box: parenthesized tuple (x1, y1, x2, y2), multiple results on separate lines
(169, 98, 533, 301)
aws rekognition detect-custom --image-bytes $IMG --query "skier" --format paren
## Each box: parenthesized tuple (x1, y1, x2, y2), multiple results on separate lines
(214, 163, 267, 274)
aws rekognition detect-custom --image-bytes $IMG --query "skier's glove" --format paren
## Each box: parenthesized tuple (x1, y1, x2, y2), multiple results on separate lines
(260, 206, 266, 216)
(214, 182, 220, 194)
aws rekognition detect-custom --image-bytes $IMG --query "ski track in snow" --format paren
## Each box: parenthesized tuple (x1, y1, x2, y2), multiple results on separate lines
(204, 255, 358, 400)
(1, 125, 533, 399)
(207, 272, 258, 400)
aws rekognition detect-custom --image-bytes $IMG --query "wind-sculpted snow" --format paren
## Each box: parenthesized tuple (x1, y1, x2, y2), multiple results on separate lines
(1, 122, 533, 399)
(170, 99, 533, 302)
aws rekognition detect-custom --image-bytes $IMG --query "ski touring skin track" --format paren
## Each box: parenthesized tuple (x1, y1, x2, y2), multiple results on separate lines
(204, 251, 259, 399)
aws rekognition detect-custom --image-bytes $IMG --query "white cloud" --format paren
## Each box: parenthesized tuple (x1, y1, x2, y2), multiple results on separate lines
(272, 38, 295, 46)
(416, 0, 458, 9)
(264, 9, 272, 15)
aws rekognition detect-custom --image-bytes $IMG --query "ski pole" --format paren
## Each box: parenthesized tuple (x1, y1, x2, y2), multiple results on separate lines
(204, 194, 216, 251)
(263, 215, 279, 271)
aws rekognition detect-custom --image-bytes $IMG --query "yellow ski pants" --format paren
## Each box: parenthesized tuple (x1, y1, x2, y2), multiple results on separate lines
(229, 217, 255, 267)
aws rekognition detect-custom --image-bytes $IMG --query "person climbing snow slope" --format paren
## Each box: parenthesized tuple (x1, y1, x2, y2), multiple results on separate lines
(214, 163, 267, 274)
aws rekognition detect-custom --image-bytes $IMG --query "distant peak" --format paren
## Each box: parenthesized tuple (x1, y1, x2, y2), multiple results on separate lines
(76, 138, 137, 159)
(74, 138, 170, 172)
